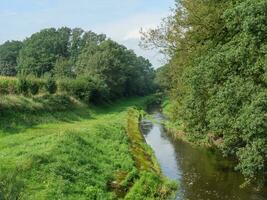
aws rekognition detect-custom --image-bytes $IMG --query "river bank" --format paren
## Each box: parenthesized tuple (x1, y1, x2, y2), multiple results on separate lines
(141, 108, 267, 200)
(160, 99, 267, 188)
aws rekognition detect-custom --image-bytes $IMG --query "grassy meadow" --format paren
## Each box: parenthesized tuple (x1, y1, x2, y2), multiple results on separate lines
(0, 94, 176, 200)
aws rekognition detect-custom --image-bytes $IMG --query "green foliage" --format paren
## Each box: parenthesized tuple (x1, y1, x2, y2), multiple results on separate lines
(0, 41, 23, 76)
(45, 77, 57, 94)
(18, 28, 71, 77)
(28, 80, 40, 95)
(18, 77, 29, 95)
(17, 27, 107, 77)
(154, 65, 172, 92)
(17, 77, 45, 96)
(143, 0, 267, 184)
(0, 76, 18, 95)
(69, 28, 106, 64)
(58, 76, 109, 104)
(76, 39, 155, 99)
(0, 171, 25, 200)
(0, 26, 155, 103)
(0, 94, 82, 133)
(53, 57, 75, 78)
(125, 172, 177, 200)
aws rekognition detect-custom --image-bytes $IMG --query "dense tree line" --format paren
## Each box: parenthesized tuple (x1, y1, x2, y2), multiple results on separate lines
(143, 0, 267, 186)
(0, 27, 155, 102)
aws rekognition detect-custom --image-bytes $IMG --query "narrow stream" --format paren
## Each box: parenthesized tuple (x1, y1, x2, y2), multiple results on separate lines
(140, 110, 267, 200)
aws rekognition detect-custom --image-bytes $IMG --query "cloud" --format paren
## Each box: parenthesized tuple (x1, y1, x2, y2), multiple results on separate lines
(123, 29, 140, 40)
(92, 12, 169, 68)
(94, 12, 166, 40)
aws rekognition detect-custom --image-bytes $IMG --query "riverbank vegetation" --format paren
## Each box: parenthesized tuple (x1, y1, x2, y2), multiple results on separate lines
(143, 0, 267, 186)
(161, 99, 210, 147)
(0, 95, 176, 199)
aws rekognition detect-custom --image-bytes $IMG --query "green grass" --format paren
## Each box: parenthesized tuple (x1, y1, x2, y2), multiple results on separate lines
(0, 95, 176, 200)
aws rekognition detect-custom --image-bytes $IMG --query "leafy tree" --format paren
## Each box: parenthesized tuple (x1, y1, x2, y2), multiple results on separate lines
(53, 57, 75, 78)
(76, 39, 125, 98)
(17, 27, 107, 78)
(0, 41, 23, 76)
(69, 28, 106, 65)
(77, 39, 155, 99)
(154, 65, 172, 92)
(142, 0, 267, 185)
(18, 27, 71, 77)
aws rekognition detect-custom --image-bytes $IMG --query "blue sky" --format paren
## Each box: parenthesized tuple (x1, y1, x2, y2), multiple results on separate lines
(0, 0, 174, 67)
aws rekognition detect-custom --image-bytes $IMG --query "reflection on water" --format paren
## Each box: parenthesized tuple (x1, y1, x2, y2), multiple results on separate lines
(140, 110, 267, 200)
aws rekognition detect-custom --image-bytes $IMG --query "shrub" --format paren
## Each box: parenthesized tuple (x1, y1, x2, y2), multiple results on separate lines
(0, 76, 18, 95)
(18, 78, 29, 95)
(17, 76, 46, 96)
(58, 76, 109, 104)
(45, 78, 57, 94)
(28, 80, 40, 95)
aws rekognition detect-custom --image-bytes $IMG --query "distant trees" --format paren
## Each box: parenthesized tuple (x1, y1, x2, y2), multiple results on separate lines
(142, 0, 267, 185)
(17, 28, 71, 77)
(16, 27, 107, 77)
(53, 57, 74, 78)
(154, 65, 172, 92)
(77, 39, 155, 99)
(0, 27, 155, 102)
(0, 41, 23, 76)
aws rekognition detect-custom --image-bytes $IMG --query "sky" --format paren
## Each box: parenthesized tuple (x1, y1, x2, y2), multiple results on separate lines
(0, 0, 175, 68)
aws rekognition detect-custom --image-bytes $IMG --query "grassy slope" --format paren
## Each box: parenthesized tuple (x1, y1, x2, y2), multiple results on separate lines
(0, 95, 176, 200)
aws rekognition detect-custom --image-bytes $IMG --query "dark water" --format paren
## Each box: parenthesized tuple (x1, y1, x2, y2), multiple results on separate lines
(141, 110, 267, 200)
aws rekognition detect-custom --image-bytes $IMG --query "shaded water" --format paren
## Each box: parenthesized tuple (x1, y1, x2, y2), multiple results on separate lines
(141, 110, 267, 200)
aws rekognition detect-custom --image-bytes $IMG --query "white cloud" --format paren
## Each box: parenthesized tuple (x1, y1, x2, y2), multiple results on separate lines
(123, 29, 140, 40)
(94, 12, 166, 40)
(93, 12, 169, 68)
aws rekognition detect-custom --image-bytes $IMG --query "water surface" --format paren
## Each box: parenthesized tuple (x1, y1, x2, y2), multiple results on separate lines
(141, 110, 267, 200)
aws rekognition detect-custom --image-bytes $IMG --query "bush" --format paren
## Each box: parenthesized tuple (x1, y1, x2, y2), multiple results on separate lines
(18, 76, 46, 96)
(0, 76, 47, 96)
(28, 80, 40, 95)
(58, 76, 109, 104)
(45, 78, 57, 94)
(18, 78, 29, 95)
(58, 78, 90, 102)
(0, 76, 18, 95)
